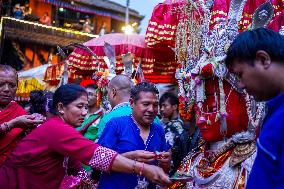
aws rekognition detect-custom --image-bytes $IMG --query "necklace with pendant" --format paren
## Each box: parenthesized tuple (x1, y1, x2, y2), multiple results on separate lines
(131, 115, 154, 189)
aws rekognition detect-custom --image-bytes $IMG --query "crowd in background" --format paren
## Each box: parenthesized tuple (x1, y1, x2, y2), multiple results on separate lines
(0, 65, 194, 188)
(9, 2, 107, 35)
(0, 28, 284, 188)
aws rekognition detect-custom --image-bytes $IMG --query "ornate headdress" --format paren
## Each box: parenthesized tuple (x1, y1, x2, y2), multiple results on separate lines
(175, 0, 273, 134)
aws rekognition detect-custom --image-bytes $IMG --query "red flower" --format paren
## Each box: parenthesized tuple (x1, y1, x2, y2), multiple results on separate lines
(80, 79, 95, 87)
(200, 63, 214, 78)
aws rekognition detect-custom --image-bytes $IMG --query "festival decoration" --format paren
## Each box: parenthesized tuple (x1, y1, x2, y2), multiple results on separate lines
(16, 78, 45, 98)
(146, 0, 186, 49)
(164, 0, 278, 124)
(146, 0, 283, 50)
(267, 10, 284, 33)
(44, 62, 91, 85)
(150, 0, 280, 188)
(92, 71, 109, 108)
(66, 33, 176, 83)
(16, 64, 49, 98)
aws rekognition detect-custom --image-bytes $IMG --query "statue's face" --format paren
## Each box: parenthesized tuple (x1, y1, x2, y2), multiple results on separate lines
(196, 78, 248, 142)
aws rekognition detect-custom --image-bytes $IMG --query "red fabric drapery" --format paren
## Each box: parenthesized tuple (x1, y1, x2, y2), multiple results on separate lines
(0, 102, 26, 164)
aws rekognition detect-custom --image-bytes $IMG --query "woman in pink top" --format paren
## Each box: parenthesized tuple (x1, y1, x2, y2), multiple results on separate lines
(39, 12, 51, 26)
(0, 84, 171, 189)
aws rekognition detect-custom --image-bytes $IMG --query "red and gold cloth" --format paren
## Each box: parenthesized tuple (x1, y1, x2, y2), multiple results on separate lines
(146, 1, 186, 49)
(267, 10, 284, 32)
(44, 62, 92, 85)
(54, 33, 176, 83)
(146, 0, 284, 48)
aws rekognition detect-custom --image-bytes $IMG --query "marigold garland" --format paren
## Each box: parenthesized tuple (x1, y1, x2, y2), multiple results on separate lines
(178, 98, 194, 122)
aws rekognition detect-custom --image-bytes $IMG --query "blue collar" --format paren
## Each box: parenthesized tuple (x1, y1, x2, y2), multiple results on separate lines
(112, 102, 130, 111)
(130, 115, 156, 149)
(267, 92, 284, 111)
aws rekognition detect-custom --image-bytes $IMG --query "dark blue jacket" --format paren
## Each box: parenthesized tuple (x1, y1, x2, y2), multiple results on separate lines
(247, 92, 284, 189)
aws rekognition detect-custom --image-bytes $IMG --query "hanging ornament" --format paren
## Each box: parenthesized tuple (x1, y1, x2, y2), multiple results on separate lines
(198, 116, 206, 124)
(206, 118, 212, 125)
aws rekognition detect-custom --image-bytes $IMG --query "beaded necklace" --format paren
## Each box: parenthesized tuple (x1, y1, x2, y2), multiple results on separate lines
(131, 115, 154, 149)
(131, 115, 154, 189)
(112, 102, 129, 111)
(244, 92, 266, 131)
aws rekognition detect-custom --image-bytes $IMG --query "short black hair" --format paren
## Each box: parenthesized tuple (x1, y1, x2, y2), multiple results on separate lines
(51, 84, 87, 115)
(159, 92, 179, 106)
(225, 28, 284, 66)
(29, 90, 53, 115)
(86, 84, 98, 90)
(130, 82, 159, 102)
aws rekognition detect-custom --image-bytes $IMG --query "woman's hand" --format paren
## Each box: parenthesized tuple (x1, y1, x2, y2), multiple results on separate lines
(8, 114, 45, 130)
(122, 150, 156, 163)
(110, 153, 171, 187)
(156, 151, 171, 172)
(143, 163, 172, 187)
(156, 151, 171, 164)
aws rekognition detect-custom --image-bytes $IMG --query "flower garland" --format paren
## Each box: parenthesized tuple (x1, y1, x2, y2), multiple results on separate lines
(244, 91, 266, 131)
(179, 97, 194, 121)
(174, 0, 209, 123)
(92, 70, 110, 107)
(176, 66, 194, 122)
(218, 78, 227, 135)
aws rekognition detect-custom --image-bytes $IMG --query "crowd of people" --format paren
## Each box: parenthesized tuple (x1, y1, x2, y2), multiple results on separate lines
(9, 3, 106, 34)
(12, 2, 51, 26)
(13, 2, 32, 20)
(12, 5, 108, 35)
(0, 66, 171, 189)
(0, 27, 284, 189)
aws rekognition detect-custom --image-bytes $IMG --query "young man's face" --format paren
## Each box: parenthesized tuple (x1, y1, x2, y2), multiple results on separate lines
(160, 99, 176, 120)
(86, 87, 97, 107)
(230, 59, 273, 101)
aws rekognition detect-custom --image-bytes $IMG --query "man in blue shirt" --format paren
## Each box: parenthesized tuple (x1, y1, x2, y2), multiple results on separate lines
(97, 75, 161, 139)
(225, 28, 284, 188)
(97, 74, 134, 138)
(98, 82, 171, 189)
